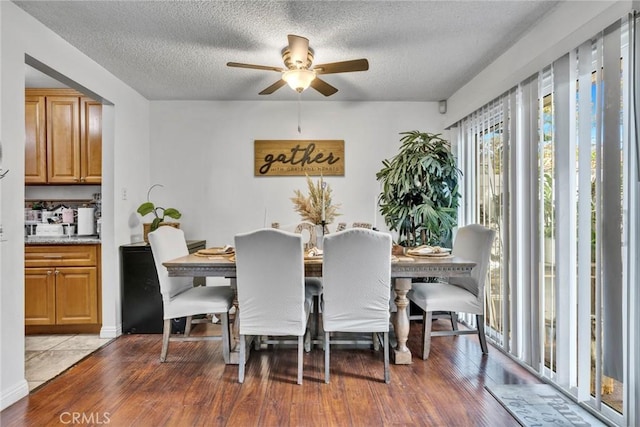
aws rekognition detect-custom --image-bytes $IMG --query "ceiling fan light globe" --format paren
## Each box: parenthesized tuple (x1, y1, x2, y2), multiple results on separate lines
(282, 69, 316, 93)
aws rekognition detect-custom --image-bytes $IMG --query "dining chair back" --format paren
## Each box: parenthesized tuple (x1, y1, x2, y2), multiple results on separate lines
(449, 224, 494, 301)
(271, 221, 322, 342)
(407, 224, 496, 359)
(322, 228, 392, 383)
(234, 228, 311, 384)
(148, 226, 234, 363)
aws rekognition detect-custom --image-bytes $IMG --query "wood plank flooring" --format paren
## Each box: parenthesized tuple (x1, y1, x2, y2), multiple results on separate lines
(1, 319, 542, 426)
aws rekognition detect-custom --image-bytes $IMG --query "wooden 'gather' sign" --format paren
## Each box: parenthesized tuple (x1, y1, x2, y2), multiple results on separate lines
(254, 140, 345, 176)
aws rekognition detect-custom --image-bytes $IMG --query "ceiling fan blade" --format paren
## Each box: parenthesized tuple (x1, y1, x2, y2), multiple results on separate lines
(259, 79, 287, 95)
(310, 77, 338, 97)
(227, 62, 283, 72)
(287, 34, 310, 67)
(314, 59, 369, 75)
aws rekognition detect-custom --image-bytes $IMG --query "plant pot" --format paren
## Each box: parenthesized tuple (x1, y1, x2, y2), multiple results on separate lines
(143, 222, 180, 243)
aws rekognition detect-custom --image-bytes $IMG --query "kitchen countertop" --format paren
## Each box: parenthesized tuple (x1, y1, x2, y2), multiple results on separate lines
(25, 235, 101, 245)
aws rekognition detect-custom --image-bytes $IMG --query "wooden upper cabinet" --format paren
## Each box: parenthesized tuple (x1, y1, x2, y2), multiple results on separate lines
(47, 95, 81, 183)
(25, 89, 102, 185)
(25, 95, 47, 184)
(81, 98, 102, 184)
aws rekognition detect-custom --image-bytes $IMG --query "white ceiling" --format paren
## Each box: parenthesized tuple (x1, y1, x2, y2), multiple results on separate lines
(15, 0, 560, 102)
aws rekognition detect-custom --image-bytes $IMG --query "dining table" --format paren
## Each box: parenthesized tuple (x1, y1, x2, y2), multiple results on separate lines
(163, 252, 476, 365)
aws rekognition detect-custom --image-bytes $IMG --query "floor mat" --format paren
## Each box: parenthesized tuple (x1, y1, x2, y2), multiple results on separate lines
(485, 384, 607, 426)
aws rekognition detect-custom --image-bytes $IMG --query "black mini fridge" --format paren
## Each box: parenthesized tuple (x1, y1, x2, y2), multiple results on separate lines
(120, 239, 205, 333)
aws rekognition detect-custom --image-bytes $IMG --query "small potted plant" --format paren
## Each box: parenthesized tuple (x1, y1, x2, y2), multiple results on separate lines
(137, 184, 182, 243)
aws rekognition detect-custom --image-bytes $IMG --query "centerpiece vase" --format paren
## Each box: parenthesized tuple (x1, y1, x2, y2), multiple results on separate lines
(315, 224, 325, 250)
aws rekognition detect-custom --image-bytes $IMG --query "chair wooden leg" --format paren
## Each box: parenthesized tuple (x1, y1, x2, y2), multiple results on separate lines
(450, 312, 458, 331)
(238, 334, 246, 383)
(476, 314, 488, 354)
(383, 332, 390, 384)
(421, 311, 433, 360)
(221, 312, 230, 364)
(324, 331, 330, 384)
(373, 332, 380, 351)
(297, 335, 304, 385)
(313, 295, 320, 338)
(184, 316, 193, 336)
(160, 319, 171, 362)
(304, 328, 311, 353)
(253, 335, 262, 351)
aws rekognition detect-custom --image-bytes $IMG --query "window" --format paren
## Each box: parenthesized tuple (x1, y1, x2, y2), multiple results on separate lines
(453, 17, 637, 426)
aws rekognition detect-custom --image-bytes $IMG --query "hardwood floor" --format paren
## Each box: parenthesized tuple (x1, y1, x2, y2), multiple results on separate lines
(2, 319, 541, 426)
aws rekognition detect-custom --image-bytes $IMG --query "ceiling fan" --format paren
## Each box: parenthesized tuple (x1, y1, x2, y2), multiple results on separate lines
(227, 34, 369, 97)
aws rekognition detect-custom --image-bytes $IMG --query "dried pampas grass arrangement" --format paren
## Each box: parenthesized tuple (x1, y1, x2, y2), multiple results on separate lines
(291, 175, 341, 225)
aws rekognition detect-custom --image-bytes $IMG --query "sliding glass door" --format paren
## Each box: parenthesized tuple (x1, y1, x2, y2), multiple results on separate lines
(454, 15, 638, 426)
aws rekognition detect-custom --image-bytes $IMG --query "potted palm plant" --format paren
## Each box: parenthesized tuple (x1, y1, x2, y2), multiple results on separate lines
(376, 131, 461, 248)
(137, 184, 182, 243)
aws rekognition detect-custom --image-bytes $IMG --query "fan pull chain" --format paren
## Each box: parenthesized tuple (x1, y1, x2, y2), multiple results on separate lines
(297, 92, 302, 133)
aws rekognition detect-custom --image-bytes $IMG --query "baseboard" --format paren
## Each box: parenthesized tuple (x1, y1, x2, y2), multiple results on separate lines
(100, 324, 121, 339)
(0, 379, 29, 411)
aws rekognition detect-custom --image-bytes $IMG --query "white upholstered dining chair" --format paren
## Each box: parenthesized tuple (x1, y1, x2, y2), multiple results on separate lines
(148, 226, 234, 363)
(271, 221, 322, 340)
(234, 228, 312, 384)
(322, 228, 392, 383)
(407, 224, 496, 359)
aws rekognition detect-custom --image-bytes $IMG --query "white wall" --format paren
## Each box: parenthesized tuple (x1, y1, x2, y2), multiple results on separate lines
(0, 2, 150, 410)
(148, 101, 445, 245)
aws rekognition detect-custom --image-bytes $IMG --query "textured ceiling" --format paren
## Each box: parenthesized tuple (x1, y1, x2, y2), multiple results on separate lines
(15, 1, 560, 102)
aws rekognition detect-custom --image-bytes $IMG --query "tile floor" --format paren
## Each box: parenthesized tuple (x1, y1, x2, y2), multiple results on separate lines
(25, 334, 113, 391)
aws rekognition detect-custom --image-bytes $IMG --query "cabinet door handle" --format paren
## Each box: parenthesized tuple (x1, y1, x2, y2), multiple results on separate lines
(47, 270, 53, 275)
(54, 270, 60, 275)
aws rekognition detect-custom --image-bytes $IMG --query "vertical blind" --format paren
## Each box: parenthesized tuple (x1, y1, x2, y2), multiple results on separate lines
(600, 23, 623, 383)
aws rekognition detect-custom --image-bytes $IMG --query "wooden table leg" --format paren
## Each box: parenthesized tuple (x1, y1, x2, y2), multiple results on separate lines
(392, 277, 412, 364)
(227, 278, 242, 365)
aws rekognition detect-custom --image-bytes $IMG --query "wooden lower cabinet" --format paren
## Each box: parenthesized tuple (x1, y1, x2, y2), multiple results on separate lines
(25, 245, 101, 333)
(25, 268, 56, 325)
(55, 267, 98, 324)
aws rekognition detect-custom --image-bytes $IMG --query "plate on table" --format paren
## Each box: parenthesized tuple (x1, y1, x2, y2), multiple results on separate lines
(422, 252, 453, 258)
(304, 247, 323, 260)
(195, 246, 234, 256)
(406, 246, 451, 258)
